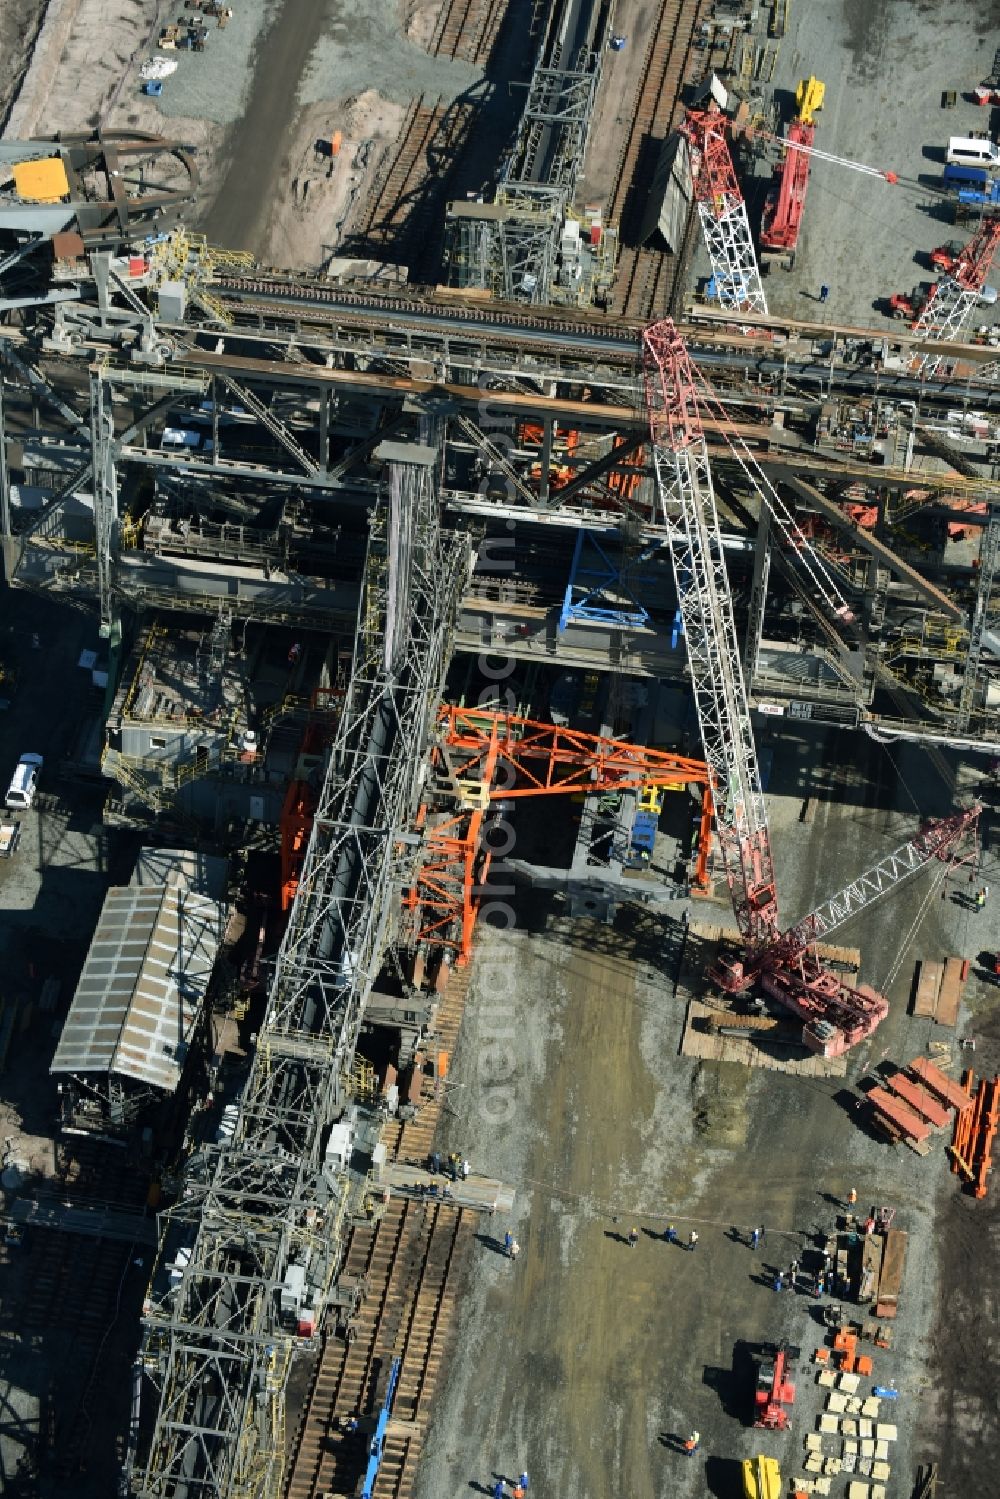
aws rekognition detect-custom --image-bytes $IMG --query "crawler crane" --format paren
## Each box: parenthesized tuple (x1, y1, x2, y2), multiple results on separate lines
(642, 318, 980, 1057)
(760, 76, 826, 271)
(909, 213, 1000, 375)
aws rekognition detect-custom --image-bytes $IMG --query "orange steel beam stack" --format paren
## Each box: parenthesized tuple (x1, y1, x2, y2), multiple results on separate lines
(973, 1075, 1000, 1198)
(950, 1067, 978, 1180)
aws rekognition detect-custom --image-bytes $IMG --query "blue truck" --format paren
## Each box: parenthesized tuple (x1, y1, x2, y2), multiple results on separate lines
(627, 809, 658, 869)
(958, 180, 1000, 206)
(944, 162, 990, 187)
(627, 785, 667, 869)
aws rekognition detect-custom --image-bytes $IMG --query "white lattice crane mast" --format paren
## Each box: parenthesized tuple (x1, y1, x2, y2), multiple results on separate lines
(769, 807, 981, 966)
(642, 318, 777, 948)
(682, 109, 769, 317)
(911, 214, 1000, 376)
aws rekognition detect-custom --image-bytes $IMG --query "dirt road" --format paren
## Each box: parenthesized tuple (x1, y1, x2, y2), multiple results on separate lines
(199, 0, 338, 255)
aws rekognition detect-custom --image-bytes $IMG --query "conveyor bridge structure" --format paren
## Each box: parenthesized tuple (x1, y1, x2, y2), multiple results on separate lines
(130, 434, 471, 1498)
(444, 0, 612, 303)
(2, 257, 1000, 772)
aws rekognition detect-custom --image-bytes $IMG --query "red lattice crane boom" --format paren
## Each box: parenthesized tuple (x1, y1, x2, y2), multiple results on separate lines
(681, 108, 769, 317)
(760, 118, 814, 267)
(437, 706, 710, 798)
(642, 315, 981, 1057)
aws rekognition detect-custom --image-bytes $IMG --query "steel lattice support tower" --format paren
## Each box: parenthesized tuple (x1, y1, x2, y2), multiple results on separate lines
(911, 215, 1000, 376)
(682, 111, 769, 318)
(132, 430, 471, 1499)
(641, 317, 777, 947)
(90, 366, 119, 637)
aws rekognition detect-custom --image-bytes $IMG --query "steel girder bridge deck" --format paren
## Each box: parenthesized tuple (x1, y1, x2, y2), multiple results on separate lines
(3, 276, 999, 750)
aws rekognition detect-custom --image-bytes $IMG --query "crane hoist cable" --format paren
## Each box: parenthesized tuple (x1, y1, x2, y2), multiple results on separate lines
(750, 126, 953, 201)
(690, 368, 856, 627)
(878, 856, 952, 994)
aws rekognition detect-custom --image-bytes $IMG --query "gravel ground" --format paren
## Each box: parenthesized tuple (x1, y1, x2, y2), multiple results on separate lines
(152, 0, 480, 126)
(413, 720, 998, 1499)
(300, 3, 481, 107)
(682, 0, 1000, 337)
(3, 0, 483, 266)
(153, 0, 281, 126)
(0, 0, 49, 131)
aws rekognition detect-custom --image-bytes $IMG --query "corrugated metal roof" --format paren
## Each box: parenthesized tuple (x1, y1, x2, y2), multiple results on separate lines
(50, 883, 224, 1093)
(131, 845, 228, 899)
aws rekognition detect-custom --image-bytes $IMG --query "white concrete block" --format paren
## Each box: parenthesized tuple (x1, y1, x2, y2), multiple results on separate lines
(876, 1423, 898, 1442)
(838, 1371, 861, 1393)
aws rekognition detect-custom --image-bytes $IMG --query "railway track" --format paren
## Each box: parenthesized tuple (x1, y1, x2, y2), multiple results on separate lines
(2, 1137, 152, 1482)
(285, 1200, 472, 1499)
(354, 96, 446, 248)
(347, 93, 476, 276)
(349, 0, 508, 269)
(212, 272, 645, 347)
(284, 970, 478, 1499)
(607, 0, 711, 320)
(430, 0, 506, 64)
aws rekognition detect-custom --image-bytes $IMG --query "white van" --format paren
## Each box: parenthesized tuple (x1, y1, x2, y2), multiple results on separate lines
(5, 753, 43, 809)
(946, 136, 1000, 168)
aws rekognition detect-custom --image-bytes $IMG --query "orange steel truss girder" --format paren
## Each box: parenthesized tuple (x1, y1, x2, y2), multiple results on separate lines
(403, 722, 502, 966)
(402, 807, 492, 965)
(407, 710, 714, 967)
(437, 706, 711, 798)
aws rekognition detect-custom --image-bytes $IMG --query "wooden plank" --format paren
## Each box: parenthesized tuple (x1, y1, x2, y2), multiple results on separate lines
(859, 1232, 883, 1301)
(884, 1070, 950, 1128)
(911, 1056, 974, 1111)
(867, 1086, 932, 1143)
(934, 956, 965, 1028)
(912, 960, 943, 1018)
(875, 1228, 908, 1318)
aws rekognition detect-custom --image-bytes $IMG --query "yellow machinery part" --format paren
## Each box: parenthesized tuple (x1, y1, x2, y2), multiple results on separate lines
(742, 1454, 781, 1499)
(795, 76, 826, 124)
(13, 157, 70, 203)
